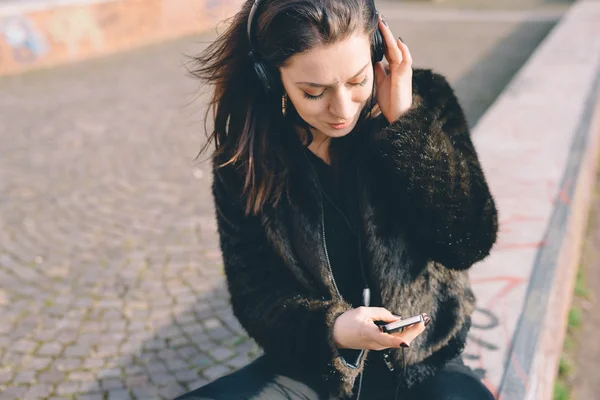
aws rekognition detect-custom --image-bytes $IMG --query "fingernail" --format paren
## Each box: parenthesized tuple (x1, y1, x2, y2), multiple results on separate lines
(398, 36, 404, 43)
(400, 342, 410, 348)
(382, 15, 387, 26)
(424, 317, 432, 327)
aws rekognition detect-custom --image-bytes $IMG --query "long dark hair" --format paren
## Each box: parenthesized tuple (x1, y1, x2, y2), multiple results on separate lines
(192, 0, 379, 215)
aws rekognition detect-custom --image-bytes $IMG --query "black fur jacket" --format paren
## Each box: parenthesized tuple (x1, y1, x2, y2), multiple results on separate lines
(211, 69, 498, 398)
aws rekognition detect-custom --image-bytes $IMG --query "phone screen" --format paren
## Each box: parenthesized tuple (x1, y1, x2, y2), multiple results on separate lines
(381, 314, 424, 334)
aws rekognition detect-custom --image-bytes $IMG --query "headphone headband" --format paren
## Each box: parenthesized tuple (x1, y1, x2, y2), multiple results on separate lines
(246, 0, 384, 94)
(247, 0, 261, 57)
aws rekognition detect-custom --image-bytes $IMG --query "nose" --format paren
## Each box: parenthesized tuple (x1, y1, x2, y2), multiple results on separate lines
(329, 89, 354, 121)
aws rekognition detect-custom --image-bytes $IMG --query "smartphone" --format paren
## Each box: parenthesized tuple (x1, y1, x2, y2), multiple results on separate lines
(380, 314, 424, 334)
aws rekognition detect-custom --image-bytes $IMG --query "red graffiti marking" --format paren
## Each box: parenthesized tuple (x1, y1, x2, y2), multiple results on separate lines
(556, 178, 573, 205)
(471, 276, 526, 308)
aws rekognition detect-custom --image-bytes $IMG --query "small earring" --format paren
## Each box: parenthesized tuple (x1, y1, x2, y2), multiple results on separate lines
(281, 93, 288, 116)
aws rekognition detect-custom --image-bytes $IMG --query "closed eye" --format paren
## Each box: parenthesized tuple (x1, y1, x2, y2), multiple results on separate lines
(303, 91, 325, 100)
(302, 76, 368, 100)
(352, 76, 369, 87)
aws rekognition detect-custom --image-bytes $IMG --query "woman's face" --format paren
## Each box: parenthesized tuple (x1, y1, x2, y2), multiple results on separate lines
(279, 33, 374, 138)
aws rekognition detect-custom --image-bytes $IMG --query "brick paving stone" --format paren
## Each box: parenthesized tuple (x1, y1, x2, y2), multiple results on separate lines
(146, 361, 168, 374)
(211, 300, 230, 311)
(79, 332, 102, 345)
(157, 326, 181, 340)
(107, 389, 131, 400)
(120, 341, 139, 353)
(202, 365, 231, 381)
(157, 382, 186, 399)
(206, 327, 233, 341)
(24, 383, 53, 398)
(64, 344, 92, 358)
(94, 344, 119, 357)
(226, 354, 252, 369)
(181, 323, 204, 336)
(165, 358, 189, 372)
(176, 346, 200, 361)
(97, 368, 121, 379)
(144, 339, 164, 351)
(175, 313, 197, 325)
(131, 386, 161, 399)
(37, 343, 64, 357)
(38, 369, 66, 384)
(1, 385, 29, 399)
(0, 370, 13, 384)
(208, 347, 234, 362)
(83, 358, 105, 370)
(126, 321, 147, 332)
(174, 369, 200, 383)
(81, 381, 102, 393)
(76, 394, 104, 400)
(14, 371, 36, 384)
(55, 357, 84, 372)
(149, 371, 172, 385)
(186, 378, 210, 392)
(13, 339, 38, 354)
(125, 365, 145, 376)
(101, 378, 124, 390)
(68, 371, 95, 382)
(157, 348, 178, 361)
(108, 321, 127, 332)
(169, 335, 193, 347)
(203, 319, 221, 330)
(56, 381, 81, 395)
(189, 355, 213, 370)
(125, 374, 149, 387)
(28, 356, 53, 371)
(33, 330, 57, 342)
(55, 330, 79, 344)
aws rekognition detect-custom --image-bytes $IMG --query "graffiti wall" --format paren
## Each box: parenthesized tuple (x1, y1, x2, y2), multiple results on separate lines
(0, 0, 242, 75)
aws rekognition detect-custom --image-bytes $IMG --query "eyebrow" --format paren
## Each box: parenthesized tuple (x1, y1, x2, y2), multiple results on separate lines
(295, 63, 370, 88)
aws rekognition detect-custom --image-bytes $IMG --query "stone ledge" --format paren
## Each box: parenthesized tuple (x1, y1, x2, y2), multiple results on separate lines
(0, 0, 243, 76)
(464, 1, 600, 399)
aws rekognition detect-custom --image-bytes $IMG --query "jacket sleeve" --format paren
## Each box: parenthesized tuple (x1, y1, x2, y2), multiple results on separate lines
(211, 164, 363, 397)
(366, 70, 498, 270)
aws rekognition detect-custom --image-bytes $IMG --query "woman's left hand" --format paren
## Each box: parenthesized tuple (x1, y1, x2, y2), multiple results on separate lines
(374, 15, 413, 124)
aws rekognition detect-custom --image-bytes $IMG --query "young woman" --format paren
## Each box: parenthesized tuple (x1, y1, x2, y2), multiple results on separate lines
(178, 0, 498, 398)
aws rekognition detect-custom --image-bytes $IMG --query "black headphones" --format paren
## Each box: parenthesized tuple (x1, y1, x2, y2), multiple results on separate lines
(247, 0, 386, 94)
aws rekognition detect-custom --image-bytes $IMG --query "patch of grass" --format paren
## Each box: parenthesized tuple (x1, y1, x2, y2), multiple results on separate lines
(568, 307, 583, 331)
(574, 268, 589, 298)
(553, 381, 570, 400)
(554, 259, 589, 400)
(558, 355, 574, 378)
(563, 335, 575, 352)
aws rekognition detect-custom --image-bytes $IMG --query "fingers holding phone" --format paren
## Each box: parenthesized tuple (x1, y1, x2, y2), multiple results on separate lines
(387, 314, 431, 348)
(332, 307, 431, 351)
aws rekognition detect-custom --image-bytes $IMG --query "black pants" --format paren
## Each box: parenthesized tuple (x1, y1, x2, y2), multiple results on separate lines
(176, 355, 495, 400)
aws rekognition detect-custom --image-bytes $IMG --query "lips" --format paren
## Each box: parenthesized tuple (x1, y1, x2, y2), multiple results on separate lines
(328, 121, 349, 130)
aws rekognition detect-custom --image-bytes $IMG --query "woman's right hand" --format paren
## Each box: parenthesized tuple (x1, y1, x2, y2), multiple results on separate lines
(332, 307, 428, 350)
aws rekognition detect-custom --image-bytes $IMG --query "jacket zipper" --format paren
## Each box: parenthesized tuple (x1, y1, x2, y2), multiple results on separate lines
(320, 203, 366, 399)
(320, 202, 342, 298)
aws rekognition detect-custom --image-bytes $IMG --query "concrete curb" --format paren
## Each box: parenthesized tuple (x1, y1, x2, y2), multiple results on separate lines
(0, 0, 243, 76)
(508, 59, 600, 400)
(531, 88, 600, 400)
(465, 1, 600, 398)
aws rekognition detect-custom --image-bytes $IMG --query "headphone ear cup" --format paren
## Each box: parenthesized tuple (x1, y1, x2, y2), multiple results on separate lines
(372, 28, 385, 63)
(252, 60, 276, 94)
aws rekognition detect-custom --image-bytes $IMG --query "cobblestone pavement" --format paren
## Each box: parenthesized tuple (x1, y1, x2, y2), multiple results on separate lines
(0, 2, 565, 399)
(0, 36, 263, 399)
